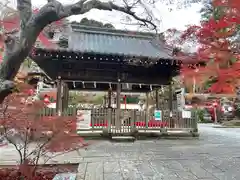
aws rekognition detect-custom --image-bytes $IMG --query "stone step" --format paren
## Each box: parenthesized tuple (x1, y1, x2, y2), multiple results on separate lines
(111, 136, 136, 142)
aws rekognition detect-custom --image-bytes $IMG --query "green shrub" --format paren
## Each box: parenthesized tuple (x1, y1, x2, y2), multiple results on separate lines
(196, 109, 204, 122)
(196, 109, 212, 123)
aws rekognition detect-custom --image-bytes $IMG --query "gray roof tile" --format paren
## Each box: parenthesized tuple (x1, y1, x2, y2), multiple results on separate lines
(65, 25, 173, 59)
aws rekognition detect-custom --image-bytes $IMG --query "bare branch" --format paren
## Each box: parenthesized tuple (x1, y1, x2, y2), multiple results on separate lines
(64, 0, 157, 30)
(122, 0, 140, 9)
(32, 0, 156, 30)
(17, 0, 32, 30)
(1, 103, 24, 163)
(42, 147, 83, 164)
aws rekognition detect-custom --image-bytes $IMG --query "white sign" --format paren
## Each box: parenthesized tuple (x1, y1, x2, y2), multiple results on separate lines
(154, 110, 162, 121)
(76, 110, 91, 129)
(182, 110, 191, 118)
(175, 88, 185, 111)
(122, 83, 132, 90)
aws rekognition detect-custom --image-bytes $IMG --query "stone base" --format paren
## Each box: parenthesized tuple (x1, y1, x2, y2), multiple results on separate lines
(78, 128, 199, 140)
(111, 136, 136, 142)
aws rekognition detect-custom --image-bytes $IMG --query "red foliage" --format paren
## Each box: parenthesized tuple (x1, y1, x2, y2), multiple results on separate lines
(0, 83, 86, 177)
(0, 163, 78, 180)
(175, 0, 240, 94)
(213, 0, 240, 9)
(0, 169, 54, 180)
(1, 83, 86, 150)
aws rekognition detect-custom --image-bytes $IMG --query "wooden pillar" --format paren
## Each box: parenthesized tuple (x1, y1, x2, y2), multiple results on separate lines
(145, 92, 149, 127)
(169, 82, 173, 112)
(107, 88, 112, 108)
(169, 81, 174, 128)
(107, 108, 112, 133)
(107, 88, 113, 133)
(66, 85, 69, 109)
(116, 79, 121, 130)
(146, 93, 149, 112)
(62, 83, 69, 111)
(155, 89, 159, 109)
(103, 95, 107, 107)
(116, 82, 121, 110)
(56, 77, 63, 116)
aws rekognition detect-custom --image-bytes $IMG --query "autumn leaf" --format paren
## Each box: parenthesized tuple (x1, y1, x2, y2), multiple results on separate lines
(175, 0, 240, 95)
(0, 83, 86, 178)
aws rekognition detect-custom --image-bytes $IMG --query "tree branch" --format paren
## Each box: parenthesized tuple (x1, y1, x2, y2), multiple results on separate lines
(63, 0, 157, 30)
(17, 0, 32, 31)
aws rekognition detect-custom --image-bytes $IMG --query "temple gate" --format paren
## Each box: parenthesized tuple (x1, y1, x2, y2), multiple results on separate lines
(31, 25, 198, 138)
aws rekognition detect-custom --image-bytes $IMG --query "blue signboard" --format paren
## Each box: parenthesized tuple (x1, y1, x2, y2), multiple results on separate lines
(53, 173, 76, 180)
(154, 110, 162, 121)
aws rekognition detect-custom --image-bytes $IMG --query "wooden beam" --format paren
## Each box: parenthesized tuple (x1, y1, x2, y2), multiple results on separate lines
(66, 82, 161, 92)
(60, 72, 169, 85)
(34, 57, 178, 79)
(34, 55, 178, 87)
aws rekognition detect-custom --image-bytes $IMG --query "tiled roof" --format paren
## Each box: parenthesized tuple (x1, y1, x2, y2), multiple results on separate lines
(60, 25, 173, 59)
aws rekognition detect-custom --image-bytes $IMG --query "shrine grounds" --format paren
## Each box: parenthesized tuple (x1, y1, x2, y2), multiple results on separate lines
(1, 124, 240, 180)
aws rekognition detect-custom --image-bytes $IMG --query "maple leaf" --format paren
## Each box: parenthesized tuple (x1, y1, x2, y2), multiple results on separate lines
(0, 83, 86, 177)
(174, 0, 240, 95)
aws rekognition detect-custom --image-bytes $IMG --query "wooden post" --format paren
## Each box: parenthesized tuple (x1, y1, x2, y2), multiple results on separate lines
(62, 83, 69, 111)
(169, 81, 174, 128)
(155, 89, 159, 109)
(169, 82, 173, 112)
(107, 88, 112, 108)
(145, 92, 149, 128)
(56, 77, 63, 116)
(66, 84, 69, 109)
(116, 79, 121, 130)
(107, 88, 113, 133)
(104, 95, 107, 107)
(107, 108, 112, 133)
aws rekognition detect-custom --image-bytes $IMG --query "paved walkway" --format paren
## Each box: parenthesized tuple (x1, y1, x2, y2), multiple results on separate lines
(75, 124, 240, 180)
(1, 124, 240, 179)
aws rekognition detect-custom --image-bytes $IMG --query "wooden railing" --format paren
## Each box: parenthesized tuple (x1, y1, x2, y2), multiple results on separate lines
(39, 107, 198, 134)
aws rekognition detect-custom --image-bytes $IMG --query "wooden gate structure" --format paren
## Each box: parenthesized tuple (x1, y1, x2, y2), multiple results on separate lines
(31, 25, 199, 137)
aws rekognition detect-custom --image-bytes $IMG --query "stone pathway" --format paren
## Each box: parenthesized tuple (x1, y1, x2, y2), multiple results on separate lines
(1, 124, 240, 179)
(75, 124, 240, 180)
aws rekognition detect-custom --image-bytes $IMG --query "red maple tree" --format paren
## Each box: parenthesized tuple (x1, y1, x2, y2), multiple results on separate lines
(0, 82, 86, 179)
(175, 0, 240, 94)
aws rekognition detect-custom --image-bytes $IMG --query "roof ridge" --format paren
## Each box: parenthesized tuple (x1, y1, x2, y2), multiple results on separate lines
(71, 24, 158, 39)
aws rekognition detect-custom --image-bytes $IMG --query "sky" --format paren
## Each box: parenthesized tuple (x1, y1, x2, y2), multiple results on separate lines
(65, 1, 202, 32)
(5, 0, 202, 32)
